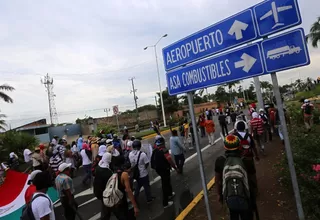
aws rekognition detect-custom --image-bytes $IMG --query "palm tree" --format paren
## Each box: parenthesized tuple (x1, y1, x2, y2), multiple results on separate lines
(0, 114, 6, 131)
(307, 16, 320, 48)
(0, 84, 15, 103)
(294, 79, 305, 92)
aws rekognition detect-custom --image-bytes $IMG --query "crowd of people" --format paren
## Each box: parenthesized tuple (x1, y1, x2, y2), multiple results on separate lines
(2, 99, 315, 220)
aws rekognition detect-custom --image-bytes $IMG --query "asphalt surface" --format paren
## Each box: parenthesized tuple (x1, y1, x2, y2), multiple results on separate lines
(54, 116, 234, 220)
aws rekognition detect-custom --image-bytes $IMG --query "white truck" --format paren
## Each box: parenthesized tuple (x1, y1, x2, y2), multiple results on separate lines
(267, 45, 301, 60)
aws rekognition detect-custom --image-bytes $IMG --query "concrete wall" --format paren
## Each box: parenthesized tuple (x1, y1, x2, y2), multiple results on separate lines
(48, 124, 81, 140)
(35, 133, 50, 143)
(95, 110, 158, 126)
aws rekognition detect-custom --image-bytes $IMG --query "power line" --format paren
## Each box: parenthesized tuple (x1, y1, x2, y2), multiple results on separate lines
(41, 73, 58, 125)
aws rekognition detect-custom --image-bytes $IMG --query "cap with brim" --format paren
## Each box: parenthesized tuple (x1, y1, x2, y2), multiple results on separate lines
(58, 163, 72, 172)
(34, 146, 40, 151)
(29, 170, 42, 184)
(224, 135, 240, 151)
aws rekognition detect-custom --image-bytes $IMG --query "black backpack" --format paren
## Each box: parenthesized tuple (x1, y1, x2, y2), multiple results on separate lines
(304, 104, 312, 115)
(132, 152, 142, 180)
(21, 194, 51, 220)
(259, 114, 268, 124)
(151, 148, 169, 171)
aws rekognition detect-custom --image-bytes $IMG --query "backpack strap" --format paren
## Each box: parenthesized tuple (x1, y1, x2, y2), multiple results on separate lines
(31, 194, 51, 209)
(137, 151, 142, 165)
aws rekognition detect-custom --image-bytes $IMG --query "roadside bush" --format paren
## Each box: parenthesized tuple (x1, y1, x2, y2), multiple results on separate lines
(277, 106, 320, 219)
(0, 131, 39, 162)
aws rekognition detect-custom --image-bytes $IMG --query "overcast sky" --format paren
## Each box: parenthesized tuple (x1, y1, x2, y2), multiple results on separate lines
(1, 0, 319, 128)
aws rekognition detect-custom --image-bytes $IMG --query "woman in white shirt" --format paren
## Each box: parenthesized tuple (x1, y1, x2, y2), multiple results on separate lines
(80, 143, 92, 185)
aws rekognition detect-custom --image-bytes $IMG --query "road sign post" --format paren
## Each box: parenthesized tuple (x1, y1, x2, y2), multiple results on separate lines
(163, 1, 307, 219)
(253, 76, 264, 110)
(187, 92, 212, 220)
(271, 72, 305, 219)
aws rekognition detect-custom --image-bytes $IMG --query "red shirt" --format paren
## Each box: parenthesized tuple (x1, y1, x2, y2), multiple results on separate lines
(24, 185, 37, 204)
(250, 118, 264, 135)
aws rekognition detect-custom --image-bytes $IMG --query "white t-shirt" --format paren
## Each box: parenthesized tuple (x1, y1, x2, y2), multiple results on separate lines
(31, 192, 55, 220)
(80, 149, 92, 165)
(129, 150, 149, 178)
(23, 149, 32, 163)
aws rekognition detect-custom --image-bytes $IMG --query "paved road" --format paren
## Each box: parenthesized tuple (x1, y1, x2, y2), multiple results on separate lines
(54, 116, 234, 220)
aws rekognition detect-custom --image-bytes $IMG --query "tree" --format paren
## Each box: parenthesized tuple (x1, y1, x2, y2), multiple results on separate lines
(0, 114, 6, 131)
(157, 88, 181, 114)
(307, 16, 320, 48)
(215, 86, 229, 102)
(0, 84, 15, 103)
(294, 79, 305, 92)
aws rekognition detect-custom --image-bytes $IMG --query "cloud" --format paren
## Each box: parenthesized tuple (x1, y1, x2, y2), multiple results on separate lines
(0, 0, 319, 127)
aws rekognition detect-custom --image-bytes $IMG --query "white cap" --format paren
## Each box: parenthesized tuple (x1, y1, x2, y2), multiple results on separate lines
(9, 152, 16, 158)
(259, 108, 264, 112)
(30, 170, 42, 181)
(106, 139, 113, 145)
(304, 99, 309, 103)
(58, 163, 72, 172)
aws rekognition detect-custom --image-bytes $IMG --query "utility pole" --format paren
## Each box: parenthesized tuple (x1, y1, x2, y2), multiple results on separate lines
(41, 73, 58, 125)
(104, 108, 110, 117)
(129, 77, 139, 125)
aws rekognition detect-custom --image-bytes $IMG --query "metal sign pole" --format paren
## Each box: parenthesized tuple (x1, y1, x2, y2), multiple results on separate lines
(253, 76, 264, 110)
(187, 92, 212, 220)
(270, 72, 305, 220)
(116, 114, 120, 132)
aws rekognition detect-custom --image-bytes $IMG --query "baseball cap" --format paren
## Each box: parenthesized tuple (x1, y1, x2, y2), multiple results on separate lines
(58, 163, 72, 172)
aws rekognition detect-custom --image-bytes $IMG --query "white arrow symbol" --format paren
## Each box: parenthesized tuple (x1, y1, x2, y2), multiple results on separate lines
(228, 20, 249, 40)
(234, 53, 257, 73)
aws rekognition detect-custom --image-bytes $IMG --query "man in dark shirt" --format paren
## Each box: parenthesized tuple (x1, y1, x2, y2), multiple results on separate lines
(218, 112, 228, 137)
(151, 137, 177, 208)
(215, 135, 255, 220)
(230, 110, 238, 127)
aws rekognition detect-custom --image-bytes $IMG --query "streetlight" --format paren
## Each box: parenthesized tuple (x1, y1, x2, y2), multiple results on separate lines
(144, 34, 168, 127)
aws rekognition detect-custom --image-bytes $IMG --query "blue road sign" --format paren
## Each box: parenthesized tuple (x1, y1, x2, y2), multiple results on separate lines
(166, 44, 264, 95)
(162, 9, 258, 71)
(254, 0, 301, 37)
(261, 28, 310, 73)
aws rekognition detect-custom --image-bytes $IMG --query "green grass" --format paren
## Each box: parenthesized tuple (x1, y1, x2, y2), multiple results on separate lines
(295, 84, 320, 100)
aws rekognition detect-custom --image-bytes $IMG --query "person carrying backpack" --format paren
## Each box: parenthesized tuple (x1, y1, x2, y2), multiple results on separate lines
(250, 112, 265, 155)
(93, 152, 114, 219)
(129, 140, 154, 204)
(151, 137, 177, 208)
(21, 171, 55, 220)
(259, 109, 272, 142)
(234, 122, 260, 201)
(102, 156, 139, 220)
(301, 99, 314, 132)
(215, 135, 254, 220)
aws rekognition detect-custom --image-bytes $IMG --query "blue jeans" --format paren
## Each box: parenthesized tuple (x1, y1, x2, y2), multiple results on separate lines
(83, 164, 92, 184)
(134, 175, 152, 202)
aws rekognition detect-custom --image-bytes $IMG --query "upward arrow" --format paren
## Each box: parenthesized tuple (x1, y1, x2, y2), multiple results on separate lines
(234, 53, 257, 73)
(228, 20, 249, 40)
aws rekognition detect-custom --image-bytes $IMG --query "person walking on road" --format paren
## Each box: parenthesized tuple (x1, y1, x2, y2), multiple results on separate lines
(170, 129, 186, 174)
(230, 110, 238, 127)
(29, 171, 55, 220)
(215, 135, 255, 220)
(80, 143, 92, 185)
(93, 152, 113, 220)
(259, 108, 272, 142)
(301, 99, 314, 132)
(55, 163, 78, 220)
(218, 111, 228, 137)
(234, 121, 260, 196)
(205, 118, 215, 145)
(151, 137, 177, 208)
(250, 112, 265, 155)
(198, 113, 206, 138)
(129, 140, 154, 204)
